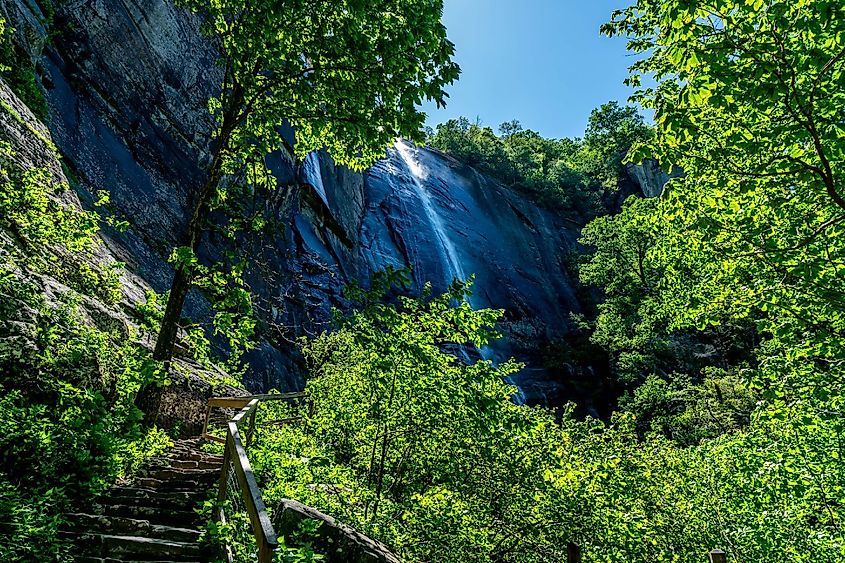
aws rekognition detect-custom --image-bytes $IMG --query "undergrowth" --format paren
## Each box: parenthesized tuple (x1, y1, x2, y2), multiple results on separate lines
(0, 107, 169, 559)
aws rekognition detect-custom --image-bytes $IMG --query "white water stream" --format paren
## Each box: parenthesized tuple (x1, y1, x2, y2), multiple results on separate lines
(394, 140, 467, 288)
(393, 142, 527, 405)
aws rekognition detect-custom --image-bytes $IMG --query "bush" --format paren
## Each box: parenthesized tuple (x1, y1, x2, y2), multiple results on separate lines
(0, 17, 49, 121)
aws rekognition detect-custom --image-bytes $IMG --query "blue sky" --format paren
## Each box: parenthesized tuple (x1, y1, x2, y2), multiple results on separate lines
(422, 0, 639, 140)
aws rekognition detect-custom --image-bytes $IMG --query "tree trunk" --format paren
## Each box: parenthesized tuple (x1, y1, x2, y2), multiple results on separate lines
(151, 163, 224, 363)
(152, 107, 238, 364)
(152, 263, 194, 362)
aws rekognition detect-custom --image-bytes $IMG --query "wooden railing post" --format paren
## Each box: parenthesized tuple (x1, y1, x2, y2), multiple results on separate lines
(203, 393, 306, 562)
(247, 404, 258, 447)
(215, 436, 231, 524)
(567, 542, 581, 563)
(258, 541, 274, 563)
(202, 403, 212, 441)
(709, 549, 727, 563)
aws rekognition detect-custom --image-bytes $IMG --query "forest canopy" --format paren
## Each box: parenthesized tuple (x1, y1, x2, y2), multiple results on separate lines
(2, 0, 845, 561)
(425, 101, 652, 218)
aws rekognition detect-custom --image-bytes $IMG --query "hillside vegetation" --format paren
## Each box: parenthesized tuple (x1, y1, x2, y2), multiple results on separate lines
(426, 102, 651, 219)
(0, 86, 171, 560)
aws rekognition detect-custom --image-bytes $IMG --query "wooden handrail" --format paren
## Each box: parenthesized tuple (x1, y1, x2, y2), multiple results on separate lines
(202, 392, 306, 443)
(205, 393, 306, 562)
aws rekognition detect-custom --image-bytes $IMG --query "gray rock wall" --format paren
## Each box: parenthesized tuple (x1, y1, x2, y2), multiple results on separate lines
(0, 76, 241, 435)
(626, 159, 682, 198)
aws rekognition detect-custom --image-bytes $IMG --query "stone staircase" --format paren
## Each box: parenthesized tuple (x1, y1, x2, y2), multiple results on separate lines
(62, 438, 223, 562)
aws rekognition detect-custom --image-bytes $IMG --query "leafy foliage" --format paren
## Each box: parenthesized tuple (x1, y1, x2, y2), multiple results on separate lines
(426, 103, 652, 218)
(0, 261, 171, 560)
(0, 16, 48, 120)
(199, 499, 324, 563)
(4, 1, 845, 561)
(0, 116, 169, 559)
(579, 196, 669, 381)
(0, 133, 123, 305)
(578, 195, 756, 388)
(183, 0, 460, 171)
(618, 370, 757, 445)
(600, 0, 845, 439)
(236, 3, 845, 557)
(235, 279, 844, 562)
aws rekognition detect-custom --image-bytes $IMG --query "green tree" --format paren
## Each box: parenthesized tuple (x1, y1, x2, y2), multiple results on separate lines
(603, 0, 845, 409)
(599, 0, 845, 551)
(246, 276, 844, 561)
(619, 370, 757, 445)
(426, 117, 511, 175)
(427, 105, 651, 218)
(153, 0, 460, 363)
(236, 3, 845, 558)
(579, 196, 671, 381)
(575, 101, 652, 189)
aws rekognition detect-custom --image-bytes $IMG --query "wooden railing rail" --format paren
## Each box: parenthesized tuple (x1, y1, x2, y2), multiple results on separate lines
(203, 393, 307, 563)
(202, 392, 306, 444)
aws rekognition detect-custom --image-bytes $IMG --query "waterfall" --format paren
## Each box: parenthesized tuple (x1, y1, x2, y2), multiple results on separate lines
(394, 141, 525, 404)
(393, 140, 466, 288)
(302, 152, 330, 208)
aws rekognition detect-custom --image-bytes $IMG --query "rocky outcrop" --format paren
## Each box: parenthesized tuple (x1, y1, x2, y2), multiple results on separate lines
(626, 159, 682, 198)
(274, 499, 402, 563)
(0, 75, 240, 434)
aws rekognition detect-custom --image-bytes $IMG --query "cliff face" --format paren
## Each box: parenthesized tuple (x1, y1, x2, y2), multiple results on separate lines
(626, 159, 681, 198)
(0, 75, 242, 433)
(2, 0, 669, 406)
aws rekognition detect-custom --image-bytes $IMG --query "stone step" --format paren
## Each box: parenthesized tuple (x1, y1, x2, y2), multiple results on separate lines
(169, 448, 223, 461)
(70, 533, 203, 561)
(94, 504, 201, 527)
(109, 487, 207, 504)
(170, 445, 210, 457)
(67, 439, 223, 562)
(168, 454, 222, 466)
(139, 467, 220, 483)
(173, 439, 203, 447)
(106, 493, 203, 512)
(167, 458, 223, 470)
(133, 477, 212, 492)
(64, 514, 201, 543)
